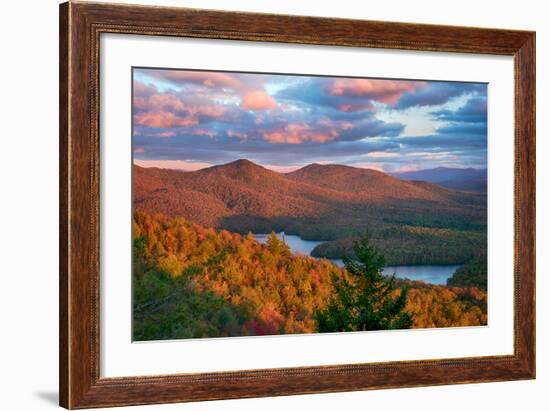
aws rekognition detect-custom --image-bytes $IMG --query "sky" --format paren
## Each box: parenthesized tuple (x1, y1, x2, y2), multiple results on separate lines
(132, 68, 487, 173)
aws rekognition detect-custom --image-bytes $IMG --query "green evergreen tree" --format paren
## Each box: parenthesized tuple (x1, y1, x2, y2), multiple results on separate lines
(316, 231, 412, 332)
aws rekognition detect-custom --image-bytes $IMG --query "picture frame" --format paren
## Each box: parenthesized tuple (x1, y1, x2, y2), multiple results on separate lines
(59, 1, 535, 408)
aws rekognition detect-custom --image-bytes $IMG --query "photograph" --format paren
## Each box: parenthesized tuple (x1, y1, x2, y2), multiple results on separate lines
(1, 0, 543, 409)
(132, 68, 489, 341)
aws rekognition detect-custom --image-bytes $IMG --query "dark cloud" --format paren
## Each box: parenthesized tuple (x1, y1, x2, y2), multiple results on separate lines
(431, 96, 487, 123)
(338, 119, 404, 141)
(436, 122, 487, 136)
(276, 78, 347, 111)
(395, 82, 486, 109)
(396, 132, 487, 150)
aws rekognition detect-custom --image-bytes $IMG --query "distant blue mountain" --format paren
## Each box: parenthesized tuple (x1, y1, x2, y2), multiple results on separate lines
(391, 167, 487, 193)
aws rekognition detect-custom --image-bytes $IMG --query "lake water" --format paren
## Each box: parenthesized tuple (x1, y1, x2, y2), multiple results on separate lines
(253, 233, 460, 285)
(381, 265, 460, 285)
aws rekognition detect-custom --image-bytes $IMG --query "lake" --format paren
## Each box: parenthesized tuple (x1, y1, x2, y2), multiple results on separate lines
(253, 233, 460, 285)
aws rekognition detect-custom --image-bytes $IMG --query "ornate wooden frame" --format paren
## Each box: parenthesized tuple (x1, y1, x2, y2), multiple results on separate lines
(59, 1, 536, 408)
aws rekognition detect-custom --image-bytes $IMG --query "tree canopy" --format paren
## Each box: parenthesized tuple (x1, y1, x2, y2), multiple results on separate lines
(133, 211, 486, 340)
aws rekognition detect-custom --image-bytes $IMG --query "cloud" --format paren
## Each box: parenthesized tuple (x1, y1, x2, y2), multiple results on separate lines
(241, 90, 277, 110)
(156, 131, 177, 137)
(279, 77, 449, 112)
(133, 80, 225, 129)
(262, 164, 303, 173)
(338, 119, 405, 141)
(134, 159, 212, 171)
(396, 132, 487, 150)
(133, 69, 487, 171)
(258, 116, 402, 145)
(347, 162, 386, 172)
(405, 151, 457, 161)
(327, 79, 426, 105)
(432, 96, 487, 123)
(146, 70, 242, 89)
(141, 69, 282, 112)
(337, 102, 375, 112)
(316, 118, 354, 130)
(134, 111, 199, 128)
(134, 127, 219, 138)
(227, 129, 248, 140)
(406, 151, 453, 157)
(194, 129, 218, 138)
(366, 151, 400, 158)
(277, 78, 377, 113)
(395, 82, 486, 109)
(436, 122, 487, 136)
(392, 164, 419, 173)
(263, 123, 338, 144)
(133, 81, 158, 96)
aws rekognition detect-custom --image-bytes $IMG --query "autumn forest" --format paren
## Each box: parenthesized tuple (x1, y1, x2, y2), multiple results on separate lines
(133, 211, 486, 340)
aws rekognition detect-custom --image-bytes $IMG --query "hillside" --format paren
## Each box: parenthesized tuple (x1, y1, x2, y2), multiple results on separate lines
(287, 163, 450, 200)
(133, 211, 487, 340)
(133, 160, 487, 264)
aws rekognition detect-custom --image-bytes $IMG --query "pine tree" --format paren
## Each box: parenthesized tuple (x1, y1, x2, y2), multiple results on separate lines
(316, 231, 412, 332)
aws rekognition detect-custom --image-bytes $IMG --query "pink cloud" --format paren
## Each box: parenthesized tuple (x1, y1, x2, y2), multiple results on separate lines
(132, 129, 178, 138)
(340, 121, 354, 130)
(134, 93, 185, 112)
(194, 129, 217, 138)
(133, 83, 225, 129)
(149, 70, 241, 89)
(241, 90, 277, 110)
(227, 130, 248, 140)
(134, 159, 211, 171)
(337, 103, 374, 112)
(317, 118, 354, 130)
(189, 104, 225, 118)
(141, 71, 278, 113)
(328, 79, 427, 105)
(366, 151, 399, 158)
(263, 123, 338, 145)
(157, 131, 177, 137)
(133, 81, 157, 96)
(160, 95, 223, 118)
(134, 111, 198, 128)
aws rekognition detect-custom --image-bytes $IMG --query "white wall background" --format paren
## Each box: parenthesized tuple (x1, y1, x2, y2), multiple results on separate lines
(0, 0, 547, 410)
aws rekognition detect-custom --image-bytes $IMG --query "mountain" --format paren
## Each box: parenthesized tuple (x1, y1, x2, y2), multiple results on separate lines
(134, 159, 335, 227)
(134, 159, 485, 232)
(286, 163, 453, 200)
(391, 167, 487, 193)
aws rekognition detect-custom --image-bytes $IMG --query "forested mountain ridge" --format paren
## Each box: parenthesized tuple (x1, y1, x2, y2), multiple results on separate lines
(135, 161, 485, 223)
(286, 163, 450, 199)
